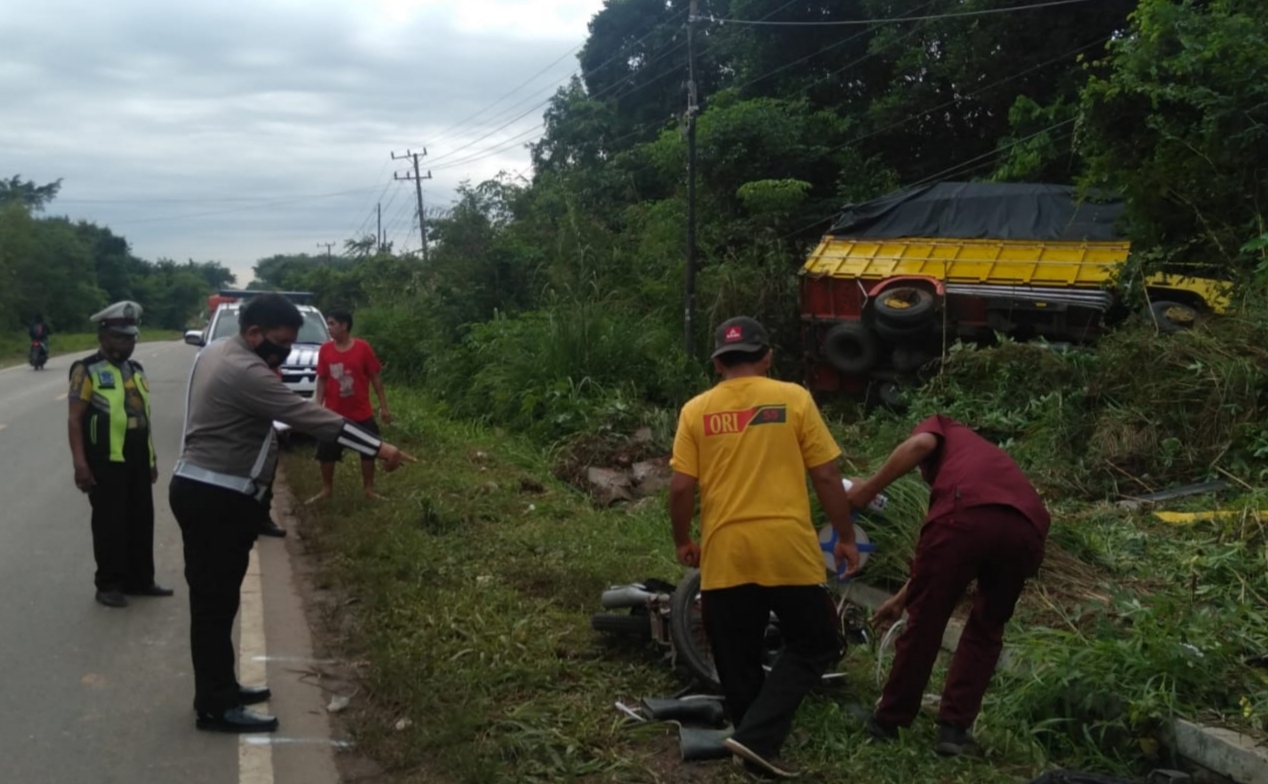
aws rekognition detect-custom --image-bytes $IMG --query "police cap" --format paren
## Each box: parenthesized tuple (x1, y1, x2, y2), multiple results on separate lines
(90, 300, 143, 336)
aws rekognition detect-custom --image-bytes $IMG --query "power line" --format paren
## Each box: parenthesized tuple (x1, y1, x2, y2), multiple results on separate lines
(425, 42, 585, 150)
(105, 185, 385, 225)
(697, 0, 1098, 27)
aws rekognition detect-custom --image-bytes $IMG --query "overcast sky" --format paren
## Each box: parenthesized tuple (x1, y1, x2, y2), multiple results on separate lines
(0, 0, 607, 284)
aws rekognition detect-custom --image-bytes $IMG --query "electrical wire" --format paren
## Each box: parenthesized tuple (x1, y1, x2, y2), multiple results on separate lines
(697, 0, 1098, 27)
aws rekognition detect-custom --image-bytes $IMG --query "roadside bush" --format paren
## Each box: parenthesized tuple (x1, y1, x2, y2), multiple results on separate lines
(424, 295, 705, 442)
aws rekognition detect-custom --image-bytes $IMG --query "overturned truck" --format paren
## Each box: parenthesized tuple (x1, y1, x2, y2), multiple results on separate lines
(799, 182, 1229, 397)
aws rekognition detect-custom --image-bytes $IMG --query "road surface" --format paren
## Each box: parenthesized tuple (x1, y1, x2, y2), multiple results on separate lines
(0, 341, 340, 784)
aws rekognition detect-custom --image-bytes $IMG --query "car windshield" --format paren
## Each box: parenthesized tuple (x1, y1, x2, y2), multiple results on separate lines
(211, 308, 329, 345)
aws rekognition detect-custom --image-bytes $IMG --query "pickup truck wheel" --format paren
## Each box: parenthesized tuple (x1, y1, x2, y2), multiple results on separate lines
(874, 286, 937, 326)
(1149, 300, 1197, 334)
(823, 322, 878, 374)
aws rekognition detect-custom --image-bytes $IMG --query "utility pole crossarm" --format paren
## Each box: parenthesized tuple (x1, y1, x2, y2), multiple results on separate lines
(391, 148, 433, 262)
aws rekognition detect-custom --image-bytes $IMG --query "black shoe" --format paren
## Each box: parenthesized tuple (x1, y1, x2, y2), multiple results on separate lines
(723, 738, 799, 779)
(124, 583, 175, 597)
(258, 520, 287, 538)
(196, 706, 279, 733)
(95, 589, 128, 608)
(239, 685, 271, 705)
(865, 716, 899, 742)
(935, 723, 975, 757)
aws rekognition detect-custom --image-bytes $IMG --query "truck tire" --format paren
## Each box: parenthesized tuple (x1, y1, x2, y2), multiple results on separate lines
(891, 346, 933, 374)
(1149, 300, 1197, 334)
(874, 286, 937, 326)
(823, 322, 878, 375)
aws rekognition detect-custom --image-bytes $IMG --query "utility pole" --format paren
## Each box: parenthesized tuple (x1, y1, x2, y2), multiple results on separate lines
(317, 241, 335, 262)
(376, 202, 382, 252)
(392, 149, 432, 262)
(684, 0, 700, 359)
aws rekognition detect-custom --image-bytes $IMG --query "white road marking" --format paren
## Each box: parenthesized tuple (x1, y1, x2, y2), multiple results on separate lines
(55, 393, 68, 401)
(242, 737, 353, 749)
(249, 655, 337, 665)
(238, 548, 273, 784)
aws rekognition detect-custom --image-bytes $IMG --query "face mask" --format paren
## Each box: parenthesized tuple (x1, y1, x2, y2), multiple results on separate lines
(255, 338, 289, 369)
(105, 344, 135, 363)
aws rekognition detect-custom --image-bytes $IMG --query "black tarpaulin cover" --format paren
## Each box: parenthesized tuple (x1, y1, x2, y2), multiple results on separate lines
(829, 182, 1126, 242)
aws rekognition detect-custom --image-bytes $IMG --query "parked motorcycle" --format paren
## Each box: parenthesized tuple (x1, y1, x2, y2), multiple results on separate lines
(29, 340, 48, 370)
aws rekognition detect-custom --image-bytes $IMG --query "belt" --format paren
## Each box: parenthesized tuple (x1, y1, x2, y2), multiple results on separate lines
(173, 460, 269, 502)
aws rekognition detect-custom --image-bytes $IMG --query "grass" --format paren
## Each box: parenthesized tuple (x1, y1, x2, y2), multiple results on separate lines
(285, 313, 1268, 782)
(0, 329, 185, 368)
(284, 388, 1047, 784)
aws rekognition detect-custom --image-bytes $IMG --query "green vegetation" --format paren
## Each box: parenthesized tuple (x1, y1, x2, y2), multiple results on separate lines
(264, 2, 1268, 780)
(0, 176, 234, 334)
(286, 393, 1038, 784)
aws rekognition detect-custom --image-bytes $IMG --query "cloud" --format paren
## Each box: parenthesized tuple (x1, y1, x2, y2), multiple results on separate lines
(0, 0, 605, 282)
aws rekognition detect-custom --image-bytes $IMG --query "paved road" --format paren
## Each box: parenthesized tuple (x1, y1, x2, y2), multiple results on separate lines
(0, 341, 339, 784)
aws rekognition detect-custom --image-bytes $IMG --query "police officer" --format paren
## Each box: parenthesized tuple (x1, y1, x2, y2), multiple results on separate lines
(170, 293, 415, 734)
(67, 301, 173, 608)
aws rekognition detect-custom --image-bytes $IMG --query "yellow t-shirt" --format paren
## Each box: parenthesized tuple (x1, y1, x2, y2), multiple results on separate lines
(671, 376, 842, 590)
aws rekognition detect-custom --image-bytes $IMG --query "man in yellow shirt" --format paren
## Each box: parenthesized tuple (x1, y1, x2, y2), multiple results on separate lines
(669, 316, 860, 779)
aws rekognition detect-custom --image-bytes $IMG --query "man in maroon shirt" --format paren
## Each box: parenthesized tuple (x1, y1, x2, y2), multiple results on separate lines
(847, 414, 1049, 756)
(311, 308, 392, 501)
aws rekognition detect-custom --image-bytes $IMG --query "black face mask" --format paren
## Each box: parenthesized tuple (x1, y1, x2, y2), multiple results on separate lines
(255, 338, 289, 369)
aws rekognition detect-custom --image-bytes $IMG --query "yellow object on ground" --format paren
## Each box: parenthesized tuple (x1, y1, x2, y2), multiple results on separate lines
(1153, 509, 1265, 525)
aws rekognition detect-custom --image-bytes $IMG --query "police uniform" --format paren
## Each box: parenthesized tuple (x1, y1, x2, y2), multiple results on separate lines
(68, 301, 171, 607)
(171, 332, 382, 733)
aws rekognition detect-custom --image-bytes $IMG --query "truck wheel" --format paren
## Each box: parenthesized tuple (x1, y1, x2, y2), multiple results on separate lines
(874, 286, 937, 326)
(1149, 300, 1197, 334)
(875, 380, 909, 413)
(823, 322, 878, 375)
(891, 346, 932, 374)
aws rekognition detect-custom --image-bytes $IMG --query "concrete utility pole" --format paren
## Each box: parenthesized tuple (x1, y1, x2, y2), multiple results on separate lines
(376, 202, 383, 252)
(317, 241, 335, 262)
(684, 0, 701, 359)
(392, 149, 433, 262)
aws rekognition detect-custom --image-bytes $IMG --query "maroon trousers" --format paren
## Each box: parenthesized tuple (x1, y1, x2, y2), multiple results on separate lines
(876, 505, 1045, 729)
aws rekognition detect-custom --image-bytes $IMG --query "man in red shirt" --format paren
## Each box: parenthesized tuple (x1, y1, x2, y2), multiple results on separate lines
(847, 414, 1049, 757)
(311, 308, 392, 501)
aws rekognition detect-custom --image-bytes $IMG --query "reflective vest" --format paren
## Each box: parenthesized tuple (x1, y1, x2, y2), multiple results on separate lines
(81, 357, 155, 466)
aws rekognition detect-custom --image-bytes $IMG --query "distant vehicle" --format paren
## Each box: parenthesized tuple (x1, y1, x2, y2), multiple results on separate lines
(799, 182, 1232, 401)
(184, 290, 329, 432)
(29, 340, 48, 370)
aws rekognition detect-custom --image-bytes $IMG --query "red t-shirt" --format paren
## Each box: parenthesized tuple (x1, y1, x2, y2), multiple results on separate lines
(912, 414, 1051, 537)
(317, 339, 382, 422)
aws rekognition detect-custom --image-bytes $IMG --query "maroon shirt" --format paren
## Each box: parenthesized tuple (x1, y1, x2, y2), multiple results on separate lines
(912, 415, 1050, 537)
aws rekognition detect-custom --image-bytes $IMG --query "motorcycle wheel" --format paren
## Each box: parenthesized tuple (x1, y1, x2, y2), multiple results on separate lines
(669, 570, 720, 690)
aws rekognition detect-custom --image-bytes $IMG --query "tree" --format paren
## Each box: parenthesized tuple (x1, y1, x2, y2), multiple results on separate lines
(1077, 0, 1268, 274)
(0, 176, 62, 212)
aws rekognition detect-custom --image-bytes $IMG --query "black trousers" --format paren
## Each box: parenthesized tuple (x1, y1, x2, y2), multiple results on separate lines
(169, 476, 259, 714)
(87, 434, 155, 591)
(701, 583, 843, 757)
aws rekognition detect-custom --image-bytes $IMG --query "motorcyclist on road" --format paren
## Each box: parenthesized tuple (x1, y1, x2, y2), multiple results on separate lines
(29, 313, 50, 366)
(29, 313, 50, 345)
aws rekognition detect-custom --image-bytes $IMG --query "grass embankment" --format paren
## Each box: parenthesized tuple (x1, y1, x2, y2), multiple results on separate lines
(284, 390, 1038, 784)
(0, 330, 184, 369)
(288, 313, 1268, 782)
